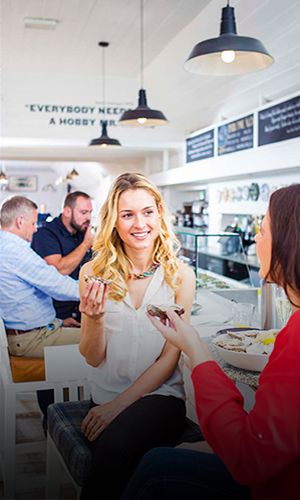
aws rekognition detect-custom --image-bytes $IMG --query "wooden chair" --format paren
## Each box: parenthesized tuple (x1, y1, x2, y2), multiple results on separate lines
(44, 344, 90, 499)
(45, 346, 203, 500)
(0, 317, 59, 498)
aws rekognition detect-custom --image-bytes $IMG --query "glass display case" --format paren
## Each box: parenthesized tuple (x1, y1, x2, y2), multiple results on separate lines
(175, 228, 260, 290)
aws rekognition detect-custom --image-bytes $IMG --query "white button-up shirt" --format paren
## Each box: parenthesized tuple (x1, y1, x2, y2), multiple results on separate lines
(89, 267, 185, 403)
(0, 230, 79, 329)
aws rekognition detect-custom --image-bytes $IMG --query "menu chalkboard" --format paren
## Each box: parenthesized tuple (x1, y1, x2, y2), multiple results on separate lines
(258, 95, 300, 146)
(186, 129, 214, 163)
(218, 114, 253, 156)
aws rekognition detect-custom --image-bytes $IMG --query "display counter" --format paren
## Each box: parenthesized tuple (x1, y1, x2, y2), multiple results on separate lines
(175, 228, 260, 287)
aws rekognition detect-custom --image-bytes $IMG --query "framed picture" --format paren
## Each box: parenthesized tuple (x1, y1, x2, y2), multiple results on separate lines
(8, 175, 38, 192)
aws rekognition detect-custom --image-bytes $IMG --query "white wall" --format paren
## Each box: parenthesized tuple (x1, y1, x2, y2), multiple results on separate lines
(160, 169, 300, 234)
(207, 171, 300, 233)
(0, 158, 147, 220)
(0, 169, 67, 216)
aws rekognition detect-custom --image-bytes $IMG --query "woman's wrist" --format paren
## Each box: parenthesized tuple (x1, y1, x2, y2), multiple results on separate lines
(187, 339, 214, 369)
(84, 313, 105, 325)
(115, 393, 133, 411)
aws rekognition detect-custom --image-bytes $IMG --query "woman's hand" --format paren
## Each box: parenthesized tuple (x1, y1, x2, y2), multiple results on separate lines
(79, 281, 108, 321)
(81, 399, 126, 441)
(147, 309, 213, 369)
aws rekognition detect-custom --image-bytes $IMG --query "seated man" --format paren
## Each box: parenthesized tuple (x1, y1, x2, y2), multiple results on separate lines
(32, 191, 94, 327)
(0, 195, 81, 358)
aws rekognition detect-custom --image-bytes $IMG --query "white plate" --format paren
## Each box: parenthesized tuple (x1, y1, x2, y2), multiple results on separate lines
(212, 328, 269, 372)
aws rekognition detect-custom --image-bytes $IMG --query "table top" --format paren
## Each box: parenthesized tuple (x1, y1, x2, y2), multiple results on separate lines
(190, 291, 261, 389)
(209, 344, 260, 389)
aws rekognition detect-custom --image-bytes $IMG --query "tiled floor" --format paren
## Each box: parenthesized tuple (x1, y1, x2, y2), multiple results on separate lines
(0, 395, 76, 500)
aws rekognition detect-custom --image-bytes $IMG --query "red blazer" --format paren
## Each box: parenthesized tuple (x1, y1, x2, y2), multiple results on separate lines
(191, 310, 300, 500)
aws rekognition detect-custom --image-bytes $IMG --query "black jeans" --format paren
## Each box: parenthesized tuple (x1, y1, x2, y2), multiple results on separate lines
(122, 447, 251, 500)
(37, 390, 54, 418)
(80, 395, 186, 500)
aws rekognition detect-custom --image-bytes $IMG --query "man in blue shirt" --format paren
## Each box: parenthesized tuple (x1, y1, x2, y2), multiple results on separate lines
(0, 196, 81, 358)
(32, 191, 93, 327)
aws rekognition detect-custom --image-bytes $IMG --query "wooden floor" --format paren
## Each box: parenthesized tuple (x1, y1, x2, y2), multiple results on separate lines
(0, 395, 77, 500)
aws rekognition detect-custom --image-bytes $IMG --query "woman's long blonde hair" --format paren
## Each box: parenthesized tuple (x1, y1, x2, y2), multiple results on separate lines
(92, 172, 181, 301)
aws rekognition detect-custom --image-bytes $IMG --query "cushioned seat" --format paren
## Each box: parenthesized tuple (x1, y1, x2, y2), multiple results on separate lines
(48, 400, 92, 486)
(9, 355, 45, 382)
(47, 400, 203, 487)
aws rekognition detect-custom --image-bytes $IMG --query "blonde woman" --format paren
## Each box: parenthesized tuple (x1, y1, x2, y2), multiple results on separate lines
(78, 172, 195, 499)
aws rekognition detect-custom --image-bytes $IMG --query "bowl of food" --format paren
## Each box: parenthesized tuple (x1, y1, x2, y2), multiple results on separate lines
(212, 328, 278, 372)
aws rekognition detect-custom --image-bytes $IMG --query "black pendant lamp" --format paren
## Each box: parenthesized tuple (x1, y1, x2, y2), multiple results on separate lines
(184, 1, 273, 76)
(119, 0, 168, 127)
(89, 42, 121, 147)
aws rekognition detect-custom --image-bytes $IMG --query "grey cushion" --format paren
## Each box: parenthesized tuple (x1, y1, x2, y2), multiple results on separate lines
(47, 400, 203, 487)
(48, 400, 92, 486)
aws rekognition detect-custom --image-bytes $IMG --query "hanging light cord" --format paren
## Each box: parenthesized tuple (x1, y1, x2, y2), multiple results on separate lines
(102, 44, 106, 120)
(140, 0, 144, 89)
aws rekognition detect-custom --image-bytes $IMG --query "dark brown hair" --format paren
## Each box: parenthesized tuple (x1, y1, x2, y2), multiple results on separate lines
(267, 184, 300, 306)
(63, 191, 91, 209)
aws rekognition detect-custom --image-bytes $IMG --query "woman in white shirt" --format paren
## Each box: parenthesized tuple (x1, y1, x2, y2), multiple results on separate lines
(79, 172, 195, 499)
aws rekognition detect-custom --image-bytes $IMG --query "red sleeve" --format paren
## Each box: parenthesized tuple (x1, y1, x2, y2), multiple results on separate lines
(191, 312, 300, 485)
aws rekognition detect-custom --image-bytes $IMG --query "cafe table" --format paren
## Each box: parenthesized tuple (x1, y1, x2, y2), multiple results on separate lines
(209, 344, 260, 390)
(184, 290, 260, 422)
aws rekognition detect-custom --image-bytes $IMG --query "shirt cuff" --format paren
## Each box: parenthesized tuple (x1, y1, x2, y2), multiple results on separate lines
(191, 359, 220, 380)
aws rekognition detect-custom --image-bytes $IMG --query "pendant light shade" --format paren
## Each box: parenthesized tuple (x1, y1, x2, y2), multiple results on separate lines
(89, 42, 121, 147)
(89, 120, 121, 147)
(184, 2, 273, 76)
(119, 89, 168, 127)
(119, 0, 168, 127)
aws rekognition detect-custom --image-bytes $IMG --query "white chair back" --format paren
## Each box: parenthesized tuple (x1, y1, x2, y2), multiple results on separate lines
(0, 317, 88, 498)
(44, 344, 90, 402)
(0, 316, 13, 385)
(44, 344, 88, 382)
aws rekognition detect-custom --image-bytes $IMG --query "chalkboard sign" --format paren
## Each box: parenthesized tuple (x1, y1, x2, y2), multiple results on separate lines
(258, 95, 300, 146)
(218, 114, 253, 156)
(186, 129, 214, 163)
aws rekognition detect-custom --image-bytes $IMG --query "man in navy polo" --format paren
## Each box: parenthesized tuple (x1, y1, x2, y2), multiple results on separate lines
(32, 191, 94, 326)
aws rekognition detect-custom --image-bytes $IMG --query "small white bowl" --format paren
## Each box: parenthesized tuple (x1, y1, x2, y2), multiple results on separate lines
(212, 328, 270, 372)
(212, 343, 268, 372)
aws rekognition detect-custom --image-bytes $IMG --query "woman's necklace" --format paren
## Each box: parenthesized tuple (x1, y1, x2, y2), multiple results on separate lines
(128, 263, 160, 280)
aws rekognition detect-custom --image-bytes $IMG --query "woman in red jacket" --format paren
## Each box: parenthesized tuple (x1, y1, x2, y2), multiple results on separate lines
(123, 184, 300, 500)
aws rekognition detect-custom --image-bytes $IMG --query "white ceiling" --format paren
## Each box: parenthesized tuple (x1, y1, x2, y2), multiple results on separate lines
(1, 0, 300, 170)
(1, 0, 210, 76)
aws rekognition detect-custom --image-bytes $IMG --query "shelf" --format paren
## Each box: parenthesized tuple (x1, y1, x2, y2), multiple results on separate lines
(197, 246, 259, 270)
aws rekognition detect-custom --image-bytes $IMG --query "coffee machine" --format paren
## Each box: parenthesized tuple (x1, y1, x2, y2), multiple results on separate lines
(191, 199, 208, 230)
